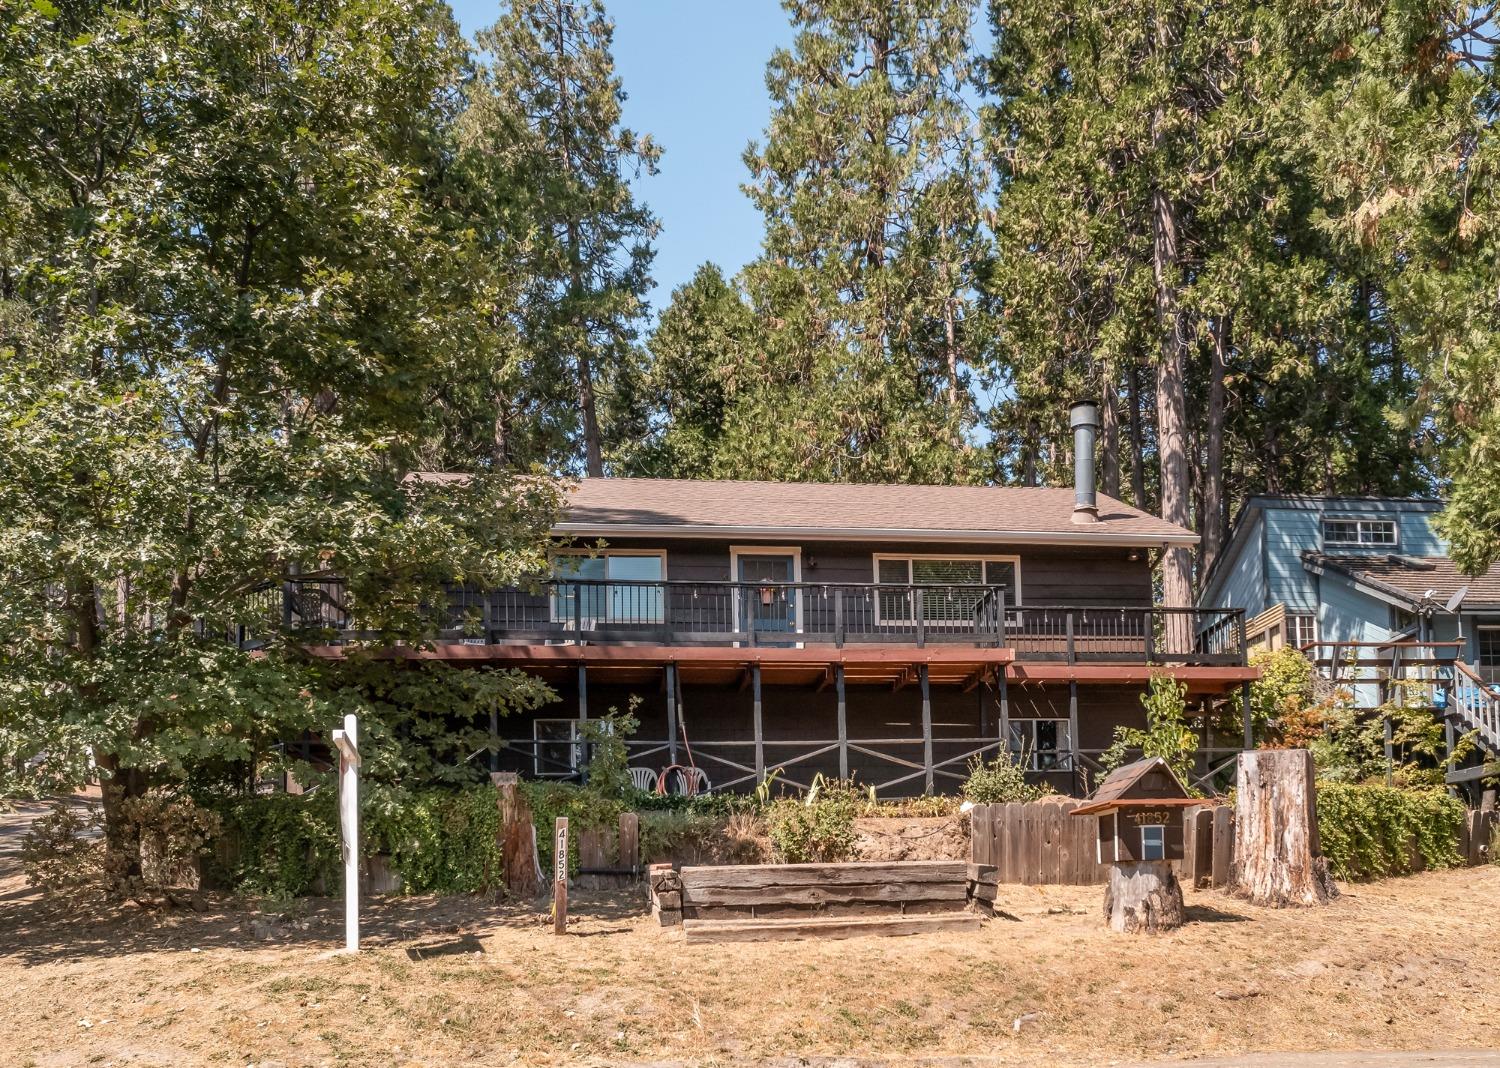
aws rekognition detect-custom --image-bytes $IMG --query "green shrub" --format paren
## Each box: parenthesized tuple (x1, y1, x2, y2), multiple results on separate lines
(1101, 674, 1199, 791)
(764, 776, 864, 862)
(961, 751, 1043, 805)
(517, 779, 626, 877)
(1316, 782, 1466, 880)
(210, 783, 506, 897)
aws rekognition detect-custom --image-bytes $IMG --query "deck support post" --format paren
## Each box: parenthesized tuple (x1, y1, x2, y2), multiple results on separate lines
(920, 665, 933, 794)
(1068, 678, 1080, 789)
(577, 664, 589, 784)
(999, 670, 1011, 761)
(752, 663, 765, 782)
(1241, 679, 1253, 750)
(836, 664, 848, 780)
(666, 663, 679, 767)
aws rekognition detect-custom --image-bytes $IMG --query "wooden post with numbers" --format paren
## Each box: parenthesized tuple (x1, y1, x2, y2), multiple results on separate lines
(553, 817, 569, 935)
(331, 713, 361, 952)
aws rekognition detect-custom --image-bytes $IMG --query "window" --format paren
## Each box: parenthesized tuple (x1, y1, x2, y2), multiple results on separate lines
(1322, 517, 1397, 547)
(1140, 824, 1166, 861)
(1285, 613, 1316, 651)
(1007, 719, 1072, 771)
(533, 719, 580, 777)
(551, 551, 665, 624)
(875, 555, 1020, 624)
(1478, 627, 1500, 667)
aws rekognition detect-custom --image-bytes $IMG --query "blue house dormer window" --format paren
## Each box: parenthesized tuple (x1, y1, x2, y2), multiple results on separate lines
(1322, 517, 1397, 548)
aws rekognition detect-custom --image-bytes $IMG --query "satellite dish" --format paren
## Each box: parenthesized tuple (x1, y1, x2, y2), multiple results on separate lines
(1445, 586, 1469, 614)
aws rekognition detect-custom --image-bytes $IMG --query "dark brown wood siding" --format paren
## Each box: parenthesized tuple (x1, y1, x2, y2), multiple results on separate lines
(582, 536, 1152, 607)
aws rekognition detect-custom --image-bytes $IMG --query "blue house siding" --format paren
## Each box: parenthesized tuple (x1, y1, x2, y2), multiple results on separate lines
(1215, 510, 1268, 617)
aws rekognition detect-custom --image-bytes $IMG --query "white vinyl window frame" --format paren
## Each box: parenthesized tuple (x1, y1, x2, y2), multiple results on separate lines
(1321, 516, 1398, 548)
(871, 552, 1022, 627)
(728, 545, 804, 638)
(549, 549, 668, 626)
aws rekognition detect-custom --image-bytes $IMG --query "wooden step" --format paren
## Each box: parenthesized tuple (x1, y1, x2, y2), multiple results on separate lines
(681, 910, 983, 944)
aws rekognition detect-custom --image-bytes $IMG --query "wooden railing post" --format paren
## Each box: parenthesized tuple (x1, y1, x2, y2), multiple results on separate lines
(746, 587, 758, 647)
(914, 587, 926, 648)
(834, 588, 845, 648)
(1065, 610, 1076, 663)
(1143, 607, 1154, 661)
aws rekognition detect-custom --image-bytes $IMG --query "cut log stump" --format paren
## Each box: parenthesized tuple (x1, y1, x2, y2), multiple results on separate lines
(1230, 749, 1337, 908)
(1102, 861, 1183, 934)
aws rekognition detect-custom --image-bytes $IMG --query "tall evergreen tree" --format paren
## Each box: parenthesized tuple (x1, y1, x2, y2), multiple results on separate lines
(620, 263, 757, 478)
(982, 0, 1430, 596)
(478, 0, 660, 477)
(735, 0, 991, 483)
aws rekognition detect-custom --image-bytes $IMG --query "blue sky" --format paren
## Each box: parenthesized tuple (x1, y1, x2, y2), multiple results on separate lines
(449, 0, 796, 314)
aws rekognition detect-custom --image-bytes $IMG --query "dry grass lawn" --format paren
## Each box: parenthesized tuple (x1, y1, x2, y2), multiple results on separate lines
(2, 831, 1497, 1067)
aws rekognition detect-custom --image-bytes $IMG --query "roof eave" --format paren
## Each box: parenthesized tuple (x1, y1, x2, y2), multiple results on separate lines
(551, 522, 1199, 547)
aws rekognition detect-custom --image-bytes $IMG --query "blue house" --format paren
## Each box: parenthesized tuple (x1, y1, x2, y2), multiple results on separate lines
(1199, 495, 1499, 773)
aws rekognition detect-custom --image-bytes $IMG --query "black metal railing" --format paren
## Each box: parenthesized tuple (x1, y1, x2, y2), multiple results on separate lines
(263, 577, 1246, 666)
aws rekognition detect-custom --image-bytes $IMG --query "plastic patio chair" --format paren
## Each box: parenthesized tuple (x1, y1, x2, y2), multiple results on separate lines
(670, 766, 710, 797)
(629, 766, 658, 793)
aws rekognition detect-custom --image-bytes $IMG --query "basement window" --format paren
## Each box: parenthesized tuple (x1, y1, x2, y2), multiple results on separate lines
(1140, 824, 1166, 861)
(533, 719, 581, 778)
(1322, 517, 1397, 548)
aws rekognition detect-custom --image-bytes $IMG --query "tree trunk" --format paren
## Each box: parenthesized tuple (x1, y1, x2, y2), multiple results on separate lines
(494, 772, 544, 899)
(1151, 187, 1192, 612)
(1231, 749, 1337, 907)
(1127, 361, 1146, 507)
(1100, 363, 1121, 499)
(1202, 314, 1229, 577)
(1102, 861, 1184, 933)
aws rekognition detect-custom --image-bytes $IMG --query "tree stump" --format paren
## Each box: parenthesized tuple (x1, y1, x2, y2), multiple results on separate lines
(1102, 861, 1184, 933)
(493, 772, 544, 899)
(1230, 749, 1336, 907)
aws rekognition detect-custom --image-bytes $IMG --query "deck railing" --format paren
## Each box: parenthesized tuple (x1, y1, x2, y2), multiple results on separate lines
(263, 578, 1246, 666)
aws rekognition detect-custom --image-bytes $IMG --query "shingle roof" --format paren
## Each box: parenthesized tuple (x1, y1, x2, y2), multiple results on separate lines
(1302, 552, 1500, 608)
(551, 478, 1197, 546)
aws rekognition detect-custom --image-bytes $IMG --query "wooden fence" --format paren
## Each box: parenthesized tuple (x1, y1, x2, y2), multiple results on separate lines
(968, 801, 1105, 885)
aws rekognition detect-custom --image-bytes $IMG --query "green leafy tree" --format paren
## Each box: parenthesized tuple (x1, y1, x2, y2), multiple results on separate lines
(0, 0, 562, 882)
(622, 263, 758, 477)
(1101, 674, 1198, 791)
(478, 0, 661, 477)
(734, 0, 992, 483)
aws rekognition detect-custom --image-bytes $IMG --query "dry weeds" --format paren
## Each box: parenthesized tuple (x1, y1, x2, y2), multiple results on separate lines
(1, 823, 1497, 1067)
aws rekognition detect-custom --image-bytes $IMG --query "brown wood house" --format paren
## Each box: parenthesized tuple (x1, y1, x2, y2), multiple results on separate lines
(297, 405, 1257, 797)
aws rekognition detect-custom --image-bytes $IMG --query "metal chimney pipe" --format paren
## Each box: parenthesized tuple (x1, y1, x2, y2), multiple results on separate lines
(1070, 400, 1099, 524)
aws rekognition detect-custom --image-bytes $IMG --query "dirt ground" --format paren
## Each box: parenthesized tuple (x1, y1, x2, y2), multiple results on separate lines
(2, 802, 1499, 1068)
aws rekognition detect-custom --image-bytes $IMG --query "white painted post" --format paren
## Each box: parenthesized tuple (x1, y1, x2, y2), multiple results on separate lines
(331, 713, 361, 953)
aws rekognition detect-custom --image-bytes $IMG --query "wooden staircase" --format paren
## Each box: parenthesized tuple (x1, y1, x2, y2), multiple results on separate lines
(1445, 662, 1500, 784)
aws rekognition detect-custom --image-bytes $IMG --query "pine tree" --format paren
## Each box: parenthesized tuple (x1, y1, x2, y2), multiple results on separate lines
(735, 0, 991, 484)
(621, 263, 757, 478)
(478, 0, 660, 477)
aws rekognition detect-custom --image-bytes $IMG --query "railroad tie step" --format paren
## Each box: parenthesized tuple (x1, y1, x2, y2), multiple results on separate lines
(680, 911, 982, 944)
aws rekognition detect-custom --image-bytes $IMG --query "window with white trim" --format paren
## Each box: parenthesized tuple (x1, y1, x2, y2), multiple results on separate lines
(1285, 612, 1316, 651)
(1478, 626, 1500, 668)
(551, 551, 665, 624)
(1140, 824, 1166, 861)
(1007, 718, 1071, 771)
(1322, 517, 1397, 547)
(875, 556, 1019, 623)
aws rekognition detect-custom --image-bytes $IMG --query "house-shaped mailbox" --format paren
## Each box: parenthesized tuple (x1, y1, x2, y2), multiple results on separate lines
(1072, 757, 1198, 864)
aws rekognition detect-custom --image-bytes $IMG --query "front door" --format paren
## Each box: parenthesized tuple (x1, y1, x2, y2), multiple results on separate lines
(736, 552, 798, 642)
